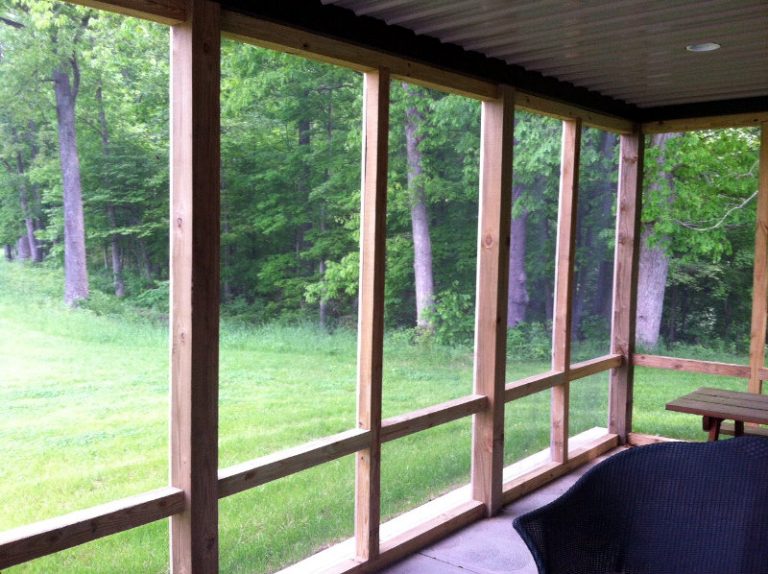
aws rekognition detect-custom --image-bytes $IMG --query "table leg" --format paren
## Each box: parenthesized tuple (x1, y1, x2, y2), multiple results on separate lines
(702, 416, 712, 431)
(734, 420, 745, 437)
(707, 418, 723, 441)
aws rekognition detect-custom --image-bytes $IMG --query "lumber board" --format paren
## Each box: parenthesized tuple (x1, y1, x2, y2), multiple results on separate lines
(471, 85, 515, 516)
(354, 69, 389, 561)
(750, 123, 768, 393)
(0, 488, 184, 569)
(381, 395, 487, 443)
(68, 0, 186, 23)
(505, 370, 566, 402)
(633, 354, 759, 379)
(570, 353, 623, 381)
(218, 429, 370, 498)
(643, 112, 768, 134)
(609, 131, 644, 441)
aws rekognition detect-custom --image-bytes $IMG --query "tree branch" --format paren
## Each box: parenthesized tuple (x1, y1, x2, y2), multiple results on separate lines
(0, 15, 24, 29)
(675, 189, 759, 232)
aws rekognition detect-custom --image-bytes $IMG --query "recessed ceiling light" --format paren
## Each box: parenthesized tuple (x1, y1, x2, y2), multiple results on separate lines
(686, 42, 721, 52)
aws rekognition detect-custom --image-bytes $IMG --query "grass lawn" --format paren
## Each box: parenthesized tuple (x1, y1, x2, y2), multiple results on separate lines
(0, 261, 747, 573)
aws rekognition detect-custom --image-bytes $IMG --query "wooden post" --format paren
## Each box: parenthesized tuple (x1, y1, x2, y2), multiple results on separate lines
(170, 1, 221, 572)
(355, 69, 389, 561)
(750, 123, 768, 395)
(609, 130, 645, 442)
(471, 86, 514, 517)
(551, 119, 581, 463)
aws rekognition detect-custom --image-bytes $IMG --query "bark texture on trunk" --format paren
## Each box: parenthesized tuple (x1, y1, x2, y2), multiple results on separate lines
(4, 244, 12, 261)
(507, 183, 528, 328)
(54, 61, 89, 306)
(635, 132, 678, 348)
(403, 87, 434, 331)
(96, 83, 125, 297)
(16, 235, 30, 260)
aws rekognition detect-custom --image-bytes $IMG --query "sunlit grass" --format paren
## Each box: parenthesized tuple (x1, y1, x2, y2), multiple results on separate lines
(0, 261, 733, 572)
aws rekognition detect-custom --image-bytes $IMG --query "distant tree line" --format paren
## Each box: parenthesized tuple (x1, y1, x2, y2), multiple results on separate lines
(0, 1, 760, 350)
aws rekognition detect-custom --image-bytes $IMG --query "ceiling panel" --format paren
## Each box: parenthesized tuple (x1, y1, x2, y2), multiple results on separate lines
(323, 0, 768, 109)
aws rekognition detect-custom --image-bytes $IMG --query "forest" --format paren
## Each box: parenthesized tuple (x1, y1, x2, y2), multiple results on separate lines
(0, 0, 762, 356)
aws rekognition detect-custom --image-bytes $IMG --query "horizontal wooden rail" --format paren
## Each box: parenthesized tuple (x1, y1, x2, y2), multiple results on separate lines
(569, 353, 624, 381)
(633, 353, 768, 380)
(0, 487, 185, 569)
(642, 112, 768, 134)
(221, 10, 497, 101)
(505, 370, 566, 402)
(218, 428, 370, 498)
(516, 92, 633, 134)
(381, 394, 487, 443)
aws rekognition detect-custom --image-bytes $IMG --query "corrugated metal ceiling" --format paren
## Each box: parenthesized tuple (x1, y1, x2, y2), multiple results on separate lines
(322, 0, 768, 109)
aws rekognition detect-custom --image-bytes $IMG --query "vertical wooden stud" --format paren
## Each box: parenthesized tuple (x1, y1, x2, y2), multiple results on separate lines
(750, 123, 768, 394)
(471, 86, 514, 517)
(551, 119, 581, 463)
(355, 69, 389, 561)
(609, 130, 645, 442)
(170, 1, 221, 572)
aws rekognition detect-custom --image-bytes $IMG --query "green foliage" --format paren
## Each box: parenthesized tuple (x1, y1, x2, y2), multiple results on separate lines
(425, 282, 475, 347)
(506, 321, 552, 360)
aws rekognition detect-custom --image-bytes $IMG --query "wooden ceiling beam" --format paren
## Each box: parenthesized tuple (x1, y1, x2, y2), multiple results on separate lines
(68, 0, 186, 24)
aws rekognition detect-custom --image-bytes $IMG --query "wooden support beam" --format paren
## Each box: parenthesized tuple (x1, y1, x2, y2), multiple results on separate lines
(218, 429, 370, 498)
(381, 395, 487, 443)
(550, 119, 581, 463)
(505, 371, 566, 402)
(355, 69, 389, 562)
(609, 130, 644, 442)
(169, 1, 221, 572)
(633, 353, 768, 380)
(221, 11, 497, 101)
(0, 488, 184, 569)
(642, 112, 768, 134)
(471, 85, 515, 517)
(750, 122, 768, 394)
(67, 0, 186, 23)
(516, 91, 633, 134)
(571, 353, 624, 381)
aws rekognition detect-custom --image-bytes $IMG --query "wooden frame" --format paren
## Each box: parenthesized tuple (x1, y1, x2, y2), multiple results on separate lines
(550, 119, 582, 463)
(749, 122, 768, 394)
(169, 1, 221, 571)
(0, 488, 184, 569)
(471, 85, 515, 516)
(354, 68, 389, 561)
(8, 1, 768, 573)
(609, 131, 644, 442)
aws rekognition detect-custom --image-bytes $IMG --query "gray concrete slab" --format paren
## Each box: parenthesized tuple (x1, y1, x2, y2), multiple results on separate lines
(381, 450, 621, 574)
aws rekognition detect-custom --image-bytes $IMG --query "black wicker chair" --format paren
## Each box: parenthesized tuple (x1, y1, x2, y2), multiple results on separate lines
(513, 437, 768, 574)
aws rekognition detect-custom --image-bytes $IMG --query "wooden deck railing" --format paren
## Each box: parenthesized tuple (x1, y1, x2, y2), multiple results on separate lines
(3, 1, 766, 573)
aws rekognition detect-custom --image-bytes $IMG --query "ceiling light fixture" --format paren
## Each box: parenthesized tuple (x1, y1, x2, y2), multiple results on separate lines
(686, 42, 721, 52)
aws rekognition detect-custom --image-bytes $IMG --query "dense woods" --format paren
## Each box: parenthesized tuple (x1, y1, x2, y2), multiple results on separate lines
(0, 1, 761, 353)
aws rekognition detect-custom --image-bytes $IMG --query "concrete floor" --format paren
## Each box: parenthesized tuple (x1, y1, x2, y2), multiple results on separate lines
(381, 450, 621, 574)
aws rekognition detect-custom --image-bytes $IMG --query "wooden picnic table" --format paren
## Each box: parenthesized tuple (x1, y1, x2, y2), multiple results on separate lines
(665, 387, 768, 441)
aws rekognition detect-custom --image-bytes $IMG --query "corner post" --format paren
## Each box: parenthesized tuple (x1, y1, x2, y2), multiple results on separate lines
(609, 129, 645, 442)
(749, 123, 768, 394)
(551, 119, 581, 463)
(471, 85, 514, 516)
(355, 68, 389, 561)
(170, 1, 221, 572)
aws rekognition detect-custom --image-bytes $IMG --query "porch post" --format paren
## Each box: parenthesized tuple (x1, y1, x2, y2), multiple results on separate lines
(551, 119, 581, 463)
(471, 85, 514, 516)
(749, 123, 768, 394)
(609, 130, 645, 442)
(169, 1, 221, 572)
(355, 68, 389, 561)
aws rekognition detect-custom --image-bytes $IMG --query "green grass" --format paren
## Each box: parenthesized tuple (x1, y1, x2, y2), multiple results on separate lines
(0, 261, 743, 572)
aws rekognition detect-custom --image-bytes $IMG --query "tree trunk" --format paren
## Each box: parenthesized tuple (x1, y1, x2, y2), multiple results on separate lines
(10, 127, 41, 262)
(507, 183, 528, 328)
(4, 244, 12, 261)
(53, 60, 89, 306)
(403, 86, 434, 331)
(96, 83, 125, 297)
(16, 235, 30, 260)
(635, 132, 678, 348)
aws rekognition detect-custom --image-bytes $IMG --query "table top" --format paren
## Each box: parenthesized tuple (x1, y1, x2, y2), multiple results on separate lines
(666, 387, 768, 425)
